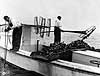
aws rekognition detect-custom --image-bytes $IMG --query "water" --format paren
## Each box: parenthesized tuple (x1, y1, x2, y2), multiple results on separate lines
(62, 33, 100, 49)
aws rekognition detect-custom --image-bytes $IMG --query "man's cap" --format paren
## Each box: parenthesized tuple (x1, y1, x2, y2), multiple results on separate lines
(57, 16, 61, 20)
(3, 16, 9, 20)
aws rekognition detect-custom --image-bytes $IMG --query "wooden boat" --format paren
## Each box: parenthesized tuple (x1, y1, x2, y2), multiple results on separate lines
(0, 21, 100, 76)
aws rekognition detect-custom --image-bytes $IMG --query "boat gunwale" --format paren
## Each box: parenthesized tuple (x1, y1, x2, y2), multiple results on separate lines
(73, 50, 100, 60)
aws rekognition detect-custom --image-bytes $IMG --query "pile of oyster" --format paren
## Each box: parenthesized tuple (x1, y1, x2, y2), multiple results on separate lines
(31, 40, 94, 61)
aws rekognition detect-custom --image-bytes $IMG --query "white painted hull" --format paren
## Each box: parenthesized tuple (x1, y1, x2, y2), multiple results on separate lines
(0, 47, 100, 76)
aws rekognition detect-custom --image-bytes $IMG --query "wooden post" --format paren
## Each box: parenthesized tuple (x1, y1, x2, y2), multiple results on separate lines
(37, 40, 39, 52)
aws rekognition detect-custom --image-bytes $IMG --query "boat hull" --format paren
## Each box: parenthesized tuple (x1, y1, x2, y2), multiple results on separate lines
(0, 47, 100, 76)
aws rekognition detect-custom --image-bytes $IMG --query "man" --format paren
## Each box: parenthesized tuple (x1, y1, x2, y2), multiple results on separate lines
(54, 16, 62, 43)
(3, 16, 22, 52)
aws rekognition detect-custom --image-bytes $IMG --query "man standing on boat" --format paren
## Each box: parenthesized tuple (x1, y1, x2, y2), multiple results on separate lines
(3, 16, 22, 52)
(54, 16, 63, 43)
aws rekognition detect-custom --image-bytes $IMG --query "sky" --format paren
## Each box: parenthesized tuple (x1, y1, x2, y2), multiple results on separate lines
(0, 0, 100, 33)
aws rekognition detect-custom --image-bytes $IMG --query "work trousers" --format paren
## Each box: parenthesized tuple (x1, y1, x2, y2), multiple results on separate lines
(12, 26, 22, 50)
